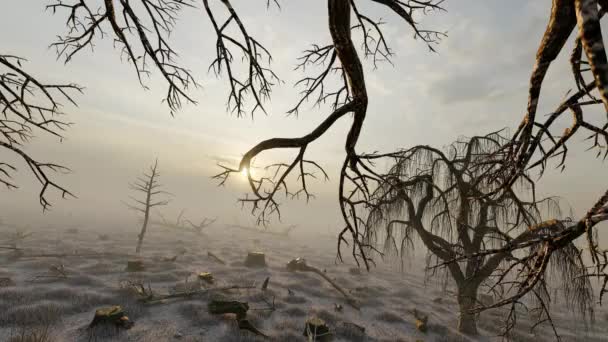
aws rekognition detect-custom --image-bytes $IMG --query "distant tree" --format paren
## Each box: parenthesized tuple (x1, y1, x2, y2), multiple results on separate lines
(365, 131, 593, 336)
(151, 209, 218, 235)
(125, 159, 170, 253)
(0, 55, 81, 209)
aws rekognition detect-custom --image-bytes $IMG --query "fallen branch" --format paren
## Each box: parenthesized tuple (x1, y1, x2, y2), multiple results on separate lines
(28, 264, 68, 282)
(208, 251, 226, 265)
(138, 284, 256, 304)
(287, 258, 360, 310)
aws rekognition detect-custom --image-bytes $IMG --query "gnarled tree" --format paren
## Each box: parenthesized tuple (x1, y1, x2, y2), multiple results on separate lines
(440, 1, 608, 335)
(364, 131, 593, 336)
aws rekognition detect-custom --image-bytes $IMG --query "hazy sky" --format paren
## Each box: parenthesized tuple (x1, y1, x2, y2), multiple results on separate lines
(1, 1, 606, 238)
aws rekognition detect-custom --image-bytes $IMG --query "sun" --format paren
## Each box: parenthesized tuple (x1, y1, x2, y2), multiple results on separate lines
(241, 167, 249, 178)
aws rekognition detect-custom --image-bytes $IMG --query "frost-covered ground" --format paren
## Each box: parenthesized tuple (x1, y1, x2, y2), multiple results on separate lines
(0, 224, 606, 342)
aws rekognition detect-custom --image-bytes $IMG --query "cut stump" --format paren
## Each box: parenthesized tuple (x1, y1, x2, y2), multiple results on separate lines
(244, 252, 266, 268)
(198, 272, 214, 284)
(125, 260, 145, 272)
(0, 277, 14, 287)
(303, 316, 332, 341)
(412, 309, 428, 333)
(89, 305, 133, 329)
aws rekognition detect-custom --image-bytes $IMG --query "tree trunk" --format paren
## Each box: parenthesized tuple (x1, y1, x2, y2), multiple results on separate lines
(135, 184, 152, 254)
(457, 283, 479, 335)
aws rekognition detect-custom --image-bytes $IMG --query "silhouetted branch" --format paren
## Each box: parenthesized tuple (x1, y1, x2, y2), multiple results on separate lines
(0, 54, 81, 210)
(47, 0, 198, 115)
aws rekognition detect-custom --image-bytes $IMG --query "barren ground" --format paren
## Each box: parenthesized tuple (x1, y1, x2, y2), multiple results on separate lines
(0, 225, 606, 342)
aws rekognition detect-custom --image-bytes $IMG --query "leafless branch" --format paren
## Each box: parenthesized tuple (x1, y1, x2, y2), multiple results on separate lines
(0, 55, 81, 210)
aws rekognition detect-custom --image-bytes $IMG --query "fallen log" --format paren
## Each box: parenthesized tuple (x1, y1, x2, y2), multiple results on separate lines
(287, 258, 360, 310)
(138, 284, 256, 304)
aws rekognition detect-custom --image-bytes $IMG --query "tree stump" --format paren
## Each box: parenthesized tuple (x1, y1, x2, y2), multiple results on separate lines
(244, 252, 266, 268)
(98, 234, 110, 241)
(89, 305, 134, 329)
(125, 260, 145, 272)
(415, 319, 427, 333)
(0, 277, 14, 287)
(208, 300, 249, 320)
(286, 257, 308, 271)
(412, 309, 428, 333)
(303, 316, 331, 341)
(198, 272, 214, 284)
(348, 267, 361, 275)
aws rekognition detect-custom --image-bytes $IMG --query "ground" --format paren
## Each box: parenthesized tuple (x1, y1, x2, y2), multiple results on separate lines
(0, 224, 606, 341)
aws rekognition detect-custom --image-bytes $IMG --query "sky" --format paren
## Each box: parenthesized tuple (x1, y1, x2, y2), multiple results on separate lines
(0, 0, 606, 240)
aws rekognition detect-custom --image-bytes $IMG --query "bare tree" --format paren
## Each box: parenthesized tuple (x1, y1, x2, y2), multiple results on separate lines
(0, 55, 81, 209)
(363, 131, 594, 335)
(126, 159, 170, 253)
(211, 0, 447, 270)
(151, 209, 218, 234)
(428, 1, 608, 335)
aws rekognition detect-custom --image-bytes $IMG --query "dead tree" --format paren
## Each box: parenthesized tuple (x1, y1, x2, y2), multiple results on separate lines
(151, 209, 217, 234)
(209, 0, 446, 271)
(126, 159, 170, 253)
(0, 55, 81, 209)
(363, 131, 594, 335)
(426, 2, 608, 337)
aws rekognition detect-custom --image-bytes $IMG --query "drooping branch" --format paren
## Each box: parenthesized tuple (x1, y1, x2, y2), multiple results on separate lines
(202, 0, 280, 117)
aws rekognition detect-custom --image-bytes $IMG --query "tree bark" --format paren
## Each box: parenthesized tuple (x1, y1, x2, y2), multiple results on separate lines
(456, 282, 479, 335)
